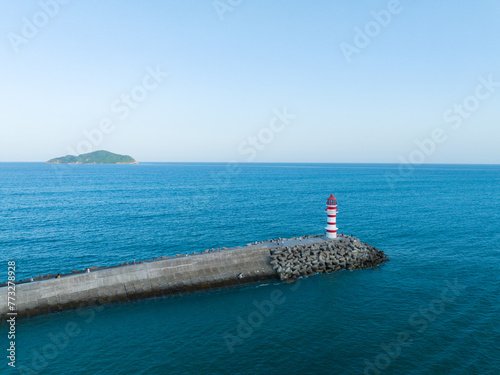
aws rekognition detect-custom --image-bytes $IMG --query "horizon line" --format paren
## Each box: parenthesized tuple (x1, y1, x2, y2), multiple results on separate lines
(1, 161, 499, 166)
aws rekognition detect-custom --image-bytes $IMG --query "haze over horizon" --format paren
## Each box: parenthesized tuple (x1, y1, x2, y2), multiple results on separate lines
(1, 0, 499, 164)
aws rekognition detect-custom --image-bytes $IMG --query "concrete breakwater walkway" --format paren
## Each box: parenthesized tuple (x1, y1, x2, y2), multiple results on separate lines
(0, 236, 387, 321)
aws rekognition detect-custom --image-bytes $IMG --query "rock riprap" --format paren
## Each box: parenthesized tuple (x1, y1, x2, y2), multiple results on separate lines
(270, 237, 388, 280)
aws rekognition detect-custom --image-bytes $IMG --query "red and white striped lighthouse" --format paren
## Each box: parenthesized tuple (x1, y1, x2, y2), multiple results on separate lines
(325, 194, 338, 239)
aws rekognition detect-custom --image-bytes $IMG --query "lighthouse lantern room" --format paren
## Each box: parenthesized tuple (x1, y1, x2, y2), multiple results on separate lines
(325, 194, 338, 239)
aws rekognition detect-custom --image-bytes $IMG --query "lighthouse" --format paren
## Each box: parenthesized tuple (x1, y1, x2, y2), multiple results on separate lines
(325, 194, 338, 239)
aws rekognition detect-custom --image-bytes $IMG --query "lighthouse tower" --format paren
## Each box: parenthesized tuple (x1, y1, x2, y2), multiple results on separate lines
(325, 194, 338, 239)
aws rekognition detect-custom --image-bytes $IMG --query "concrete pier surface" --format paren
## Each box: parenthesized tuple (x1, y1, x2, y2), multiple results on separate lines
(0, 235, 387, 321)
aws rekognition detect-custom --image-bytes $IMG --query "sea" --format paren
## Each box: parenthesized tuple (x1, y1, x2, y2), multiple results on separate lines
(0, 162, 499, 375)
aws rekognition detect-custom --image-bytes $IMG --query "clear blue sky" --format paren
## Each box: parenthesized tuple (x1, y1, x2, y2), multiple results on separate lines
(1, 0, 499, 163)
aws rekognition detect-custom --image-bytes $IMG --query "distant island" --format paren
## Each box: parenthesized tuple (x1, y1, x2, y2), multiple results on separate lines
(46, 150, 138, 164)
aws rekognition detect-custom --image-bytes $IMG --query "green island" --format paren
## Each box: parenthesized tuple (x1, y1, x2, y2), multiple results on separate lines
(46, 150, 138, 164)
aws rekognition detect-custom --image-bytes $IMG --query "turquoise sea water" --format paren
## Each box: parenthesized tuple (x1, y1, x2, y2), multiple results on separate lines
(1, 163, 499, 374)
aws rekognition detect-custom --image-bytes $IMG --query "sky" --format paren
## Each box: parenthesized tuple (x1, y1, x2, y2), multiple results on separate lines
(0, 0, 499, 163)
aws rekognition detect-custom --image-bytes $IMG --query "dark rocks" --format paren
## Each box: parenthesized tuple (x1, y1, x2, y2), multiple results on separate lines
(270, 237, 388, 280)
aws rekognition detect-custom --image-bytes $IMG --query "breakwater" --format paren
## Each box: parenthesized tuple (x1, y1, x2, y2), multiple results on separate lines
(271, 236, 387, 280)
(0, 236, 387, 321)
